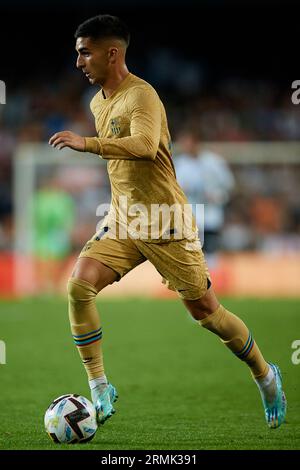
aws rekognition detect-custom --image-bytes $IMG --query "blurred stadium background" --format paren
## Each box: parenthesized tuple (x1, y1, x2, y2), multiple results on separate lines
(0, 0, 299, 298)
(1, 0, 300, 451)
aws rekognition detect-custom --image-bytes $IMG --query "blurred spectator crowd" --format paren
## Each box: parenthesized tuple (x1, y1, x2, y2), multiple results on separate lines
(0, 57, 300, 255)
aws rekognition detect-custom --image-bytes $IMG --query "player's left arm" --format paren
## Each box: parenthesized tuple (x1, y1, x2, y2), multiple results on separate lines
(49, 87, 161, 161)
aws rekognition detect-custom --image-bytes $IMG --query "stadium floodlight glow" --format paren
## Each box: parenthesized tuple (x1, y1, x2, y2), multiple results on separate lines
(0, 80, 6, 104)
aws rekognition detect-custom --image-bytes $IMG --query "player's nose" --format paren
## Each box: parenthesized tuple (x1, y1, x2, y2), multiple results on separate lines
(76, 56, 84, 69)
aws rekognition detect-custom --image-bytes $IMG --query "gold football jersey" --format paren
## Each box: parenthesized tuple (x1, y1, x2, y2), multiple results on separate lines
(84, 73, 196, 242)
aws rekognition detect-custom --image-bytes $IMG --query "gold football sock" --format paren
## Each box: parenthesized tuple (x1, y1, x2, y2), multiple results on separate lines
(67, 277, 104, 380)
(199, 305, 269, 379)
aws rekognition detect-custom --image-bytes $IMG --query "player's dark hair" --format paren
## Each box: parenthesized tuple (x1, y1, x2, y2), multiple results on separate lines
(74, 14, 130, 47)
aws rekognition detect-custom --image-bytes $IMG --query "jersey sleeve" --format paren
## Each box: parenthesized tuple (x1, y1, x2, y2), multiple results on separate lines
(84, 86, 161, 161)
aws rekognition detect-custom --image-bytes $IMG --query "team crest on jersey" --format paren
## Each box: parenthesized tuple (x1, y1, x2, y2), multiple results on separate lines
(110, 117, 121, 135)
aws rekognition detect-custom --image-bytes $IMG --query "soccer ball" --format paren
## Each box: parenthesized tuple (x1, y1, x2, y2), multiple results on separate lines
(44, 394, 97, 444)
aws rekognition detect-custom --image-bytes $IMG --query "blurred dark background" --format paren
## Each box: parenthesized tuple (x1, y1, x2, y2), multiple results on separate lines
(1, 0, 298, 141)
(1, 0, 298, 83)
(0, 4, 297, 88)
(1, 0, 298, 139)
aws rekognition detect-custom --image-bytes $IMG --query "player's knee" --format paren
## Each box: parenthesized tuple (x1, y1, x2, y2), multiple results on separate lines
(67, 277, 98, 303)
(183, 289, 219, 321)
(71, 258, 118, 292)
(186, 302, 215, 321)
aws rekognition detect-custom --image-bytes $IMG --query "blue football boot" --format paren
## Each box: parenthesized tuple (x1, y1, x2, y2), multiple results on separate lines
(261, 363, 287, 429)
(92, 383, 118, 425)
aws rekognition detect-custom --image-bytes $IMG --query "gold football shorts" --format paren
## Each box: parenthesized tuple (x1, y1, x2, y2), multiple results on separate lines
(79, 227, 211, 300)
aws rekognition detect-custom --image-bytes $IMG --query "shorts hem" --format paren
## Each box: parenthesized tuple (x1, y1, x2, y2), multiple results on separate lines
(176, 290, 208, 301)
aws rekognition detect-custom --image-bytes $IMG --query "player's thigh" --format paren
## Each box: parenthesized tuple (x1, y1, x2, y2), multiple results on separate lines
(75, 233, 146, 292)
(71, 257, 118, 292)
(136, 238, 211, 301)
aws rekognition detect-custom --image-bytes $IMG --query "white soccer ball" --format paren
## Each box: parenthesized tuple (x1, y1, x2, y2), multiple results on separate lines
(44, 394, 97, 443)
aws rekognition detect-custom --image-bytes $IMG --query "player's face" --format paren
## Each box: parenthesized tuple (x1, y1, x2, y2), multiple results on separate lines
(75, 37, 110, 86)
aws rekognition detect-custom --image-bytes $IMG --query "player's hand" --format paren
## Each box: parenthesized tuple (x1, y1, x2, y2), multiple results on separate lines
(49, 131, 85, 152)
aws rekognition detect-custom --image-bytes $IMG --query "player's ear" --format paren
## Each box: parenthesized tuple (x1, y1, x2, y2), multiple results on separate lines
(108, 47, 118, 64)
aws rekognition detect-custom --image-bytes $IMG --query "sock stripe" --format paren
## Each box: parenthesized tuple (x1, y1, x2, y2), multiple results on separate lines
(239, 338, 254, 359)
(73, 331, 103, 346)
(235, 339, 254, 360)
(75, 336, 102, 347)
(73, 327, 102, 339)
(235, 332, 254, 359)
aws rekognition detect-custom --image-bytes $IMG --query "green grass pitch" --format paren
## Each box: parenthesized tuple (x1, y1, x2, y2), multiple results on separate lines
(0, 297, 299, 450)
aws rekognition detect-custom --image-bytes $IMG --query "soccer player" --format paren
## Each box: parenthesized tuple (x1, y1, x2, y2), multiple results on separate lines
(49, 14, 286, 429)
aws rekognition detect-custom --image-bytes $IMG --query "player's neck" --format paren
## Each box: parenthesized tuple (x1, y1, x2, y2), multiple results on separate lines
(102, 66, 130, 99)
